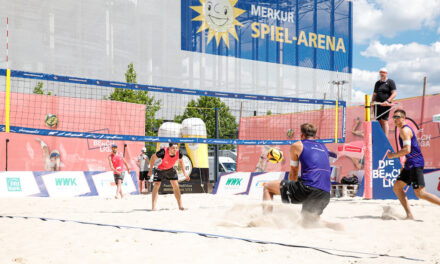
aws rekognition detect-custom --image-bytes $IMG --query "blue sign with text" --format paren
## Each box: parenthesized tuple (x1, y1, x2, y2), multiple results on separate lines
(181, 0, 352, 72)
(358, 121, 417, 199)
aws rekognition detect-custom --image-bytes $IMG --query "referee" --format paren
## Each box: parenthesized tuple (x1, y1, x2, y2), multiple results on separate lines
(372, 67, 397, 136)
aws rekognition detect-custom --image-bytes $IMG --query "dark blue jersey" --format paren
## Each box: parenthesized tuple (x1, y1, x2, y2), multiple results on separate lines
(299, 140, 331, 193)
(399, 125, 424, 170)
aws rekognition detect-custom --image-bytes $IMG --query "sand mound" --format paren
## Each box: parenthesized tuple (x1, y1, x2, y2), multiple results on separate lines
(381, 205, 403, 220)
(218, 202, 301, 229)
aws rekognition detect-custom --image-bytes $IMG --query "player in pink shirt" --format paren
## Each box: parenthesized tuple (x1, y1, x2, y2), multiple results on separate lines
(148, 143, 189, 210)
(108, 144, 130, 199)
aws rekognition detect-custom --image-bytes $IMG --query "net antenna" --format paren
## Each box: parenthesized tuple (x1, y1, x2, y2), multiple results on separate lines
(329, 79, 349, 142)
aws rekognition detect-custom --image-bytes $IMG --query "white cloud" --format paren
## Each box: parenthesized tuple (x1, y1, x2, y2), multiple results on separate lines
(353, 41, 440, 99)
(353, 0, 382, 44)
(353, 0, 440, 44)
(351, 89, 367, 104)
(352, 68, 378, 92)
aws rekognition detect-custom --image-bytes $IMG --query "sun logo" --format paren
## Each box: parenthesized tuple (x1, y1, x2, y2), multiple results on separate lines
(190, 0, 245, 48)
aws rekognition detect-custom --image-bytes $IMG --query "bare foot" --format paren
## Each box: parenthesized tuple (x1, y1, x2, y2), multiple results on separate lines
(114, 195, 119, 199)
(405, 214, 415, 220)
(120, 194, 125, 199)
(179, 207, 185, 211)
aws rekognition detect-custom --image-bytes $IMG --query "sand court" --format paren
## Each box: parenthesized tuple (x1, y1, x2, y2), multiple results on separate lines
(0, 194, 439, 264)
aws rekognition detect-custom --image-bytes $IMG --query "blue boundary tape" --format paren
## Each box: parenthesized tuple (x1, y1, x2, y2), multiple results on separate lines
(0, 215, 423, 261)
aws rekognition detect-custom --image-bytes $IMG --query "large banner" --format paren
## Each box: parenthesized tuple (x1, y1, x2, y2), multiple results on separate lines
(182, 0, 352, 72)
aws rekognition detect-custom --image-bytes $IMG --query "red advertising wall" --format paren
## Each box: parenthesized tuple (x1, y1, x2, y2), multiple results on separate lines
(0, 92, 145, 172)
(237, 94, 440, 178)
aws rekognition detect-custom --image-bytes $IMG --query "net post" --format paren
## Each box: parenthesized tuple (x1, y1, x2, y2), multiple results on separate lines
(335, 99, 338, 143)
(214, 107, 219, 184)
(5, 69, 11, 133)
(364, 95, 373, 199)
(5, 138, 9, 171)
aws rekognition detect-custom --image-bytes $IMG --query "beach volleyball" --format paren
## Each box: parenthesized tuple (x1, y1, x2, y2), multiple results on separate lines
(267, 148, 283, 163)
(45, 114, 58, 128)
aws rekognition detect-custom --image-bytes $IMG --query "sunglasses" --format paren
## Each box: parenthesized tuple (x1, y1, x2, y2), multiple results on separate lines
(392, 115, 404, 119)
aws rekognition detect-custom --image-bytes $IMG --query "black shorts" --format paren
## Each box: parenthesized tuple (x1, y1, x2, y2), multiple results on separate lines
(375, 105, 391, 121)
(139, 171, 150, 181)
(153, 168, 178, 182)
(114, 172, 125, 183)
(280, 180, 330, 215)
(397, 167, 425, 189)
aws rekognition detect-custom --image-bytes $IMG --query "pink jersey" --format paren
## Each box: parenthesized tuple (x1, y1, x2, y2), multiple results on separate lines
(111, 152, 124, 172)
(158, 148, 180, 170)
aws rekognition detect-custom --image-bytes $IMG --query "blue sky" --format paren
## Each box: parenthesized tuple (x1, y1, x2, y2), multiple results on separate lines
(351, 0, 440, 104)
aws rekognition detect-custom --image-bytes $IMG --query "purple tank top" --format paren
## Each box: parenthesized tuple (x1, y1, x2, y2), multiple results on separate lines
(399, 125, 424, 169)
(299, 140, 331, 193)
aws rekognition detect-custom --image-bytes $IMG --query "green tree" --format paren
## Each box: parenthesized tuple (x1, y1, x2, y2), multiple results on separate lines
(108, 63, 161, 153)
(174, 96, 238, 150)
(33, 82, 51, 95)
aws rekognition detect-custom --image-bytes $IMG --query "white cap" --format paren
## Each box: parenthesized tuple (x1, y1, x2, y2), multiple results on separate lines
(379, 67, 388, 73)
(142, 147, 147, 152)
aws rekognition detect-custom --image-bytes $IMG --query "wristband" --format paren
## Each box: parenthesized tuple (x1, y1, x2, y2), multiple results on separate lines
(290, 160, 299, 167)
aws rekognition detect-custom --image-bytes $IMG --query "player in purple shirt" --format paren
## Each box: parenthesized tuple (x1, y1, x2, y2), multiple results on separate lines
(387, 109, 440, 219)
(263, 123, 341, 230)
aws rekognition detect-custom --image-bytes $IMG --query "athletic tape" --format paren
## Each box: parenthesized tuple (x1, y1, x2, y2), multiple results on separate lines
(290, 160, 299, 167)
(0, 215, 423, 262)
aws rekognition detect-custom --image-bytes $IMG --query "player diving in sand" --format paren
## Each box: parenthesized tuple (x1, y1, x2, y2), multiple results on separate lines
(262, 123, 342, 230)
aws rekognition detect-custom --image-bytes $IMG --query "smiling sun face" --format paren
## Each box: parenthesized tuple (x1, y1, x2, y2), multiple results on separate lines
(191, 0, 245, 48)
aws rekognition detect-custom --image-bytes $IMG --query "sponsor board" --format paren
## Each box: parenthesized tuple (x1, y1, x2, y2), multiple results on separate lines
(213, 172, 251, 195)
(42, 171, 92, 197)
(0, 171, 41, 197)
(91, 171, 137, 197)
(424, 170, 440, 198)
(0, 171, 139, 197)
(159, 179, 205, 194)
(247, 172, 287, 198)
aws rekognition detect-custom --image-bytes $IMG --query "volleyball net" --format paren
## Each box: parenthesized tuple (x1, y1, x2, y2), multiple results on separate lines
(0, 68, 346, 146)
